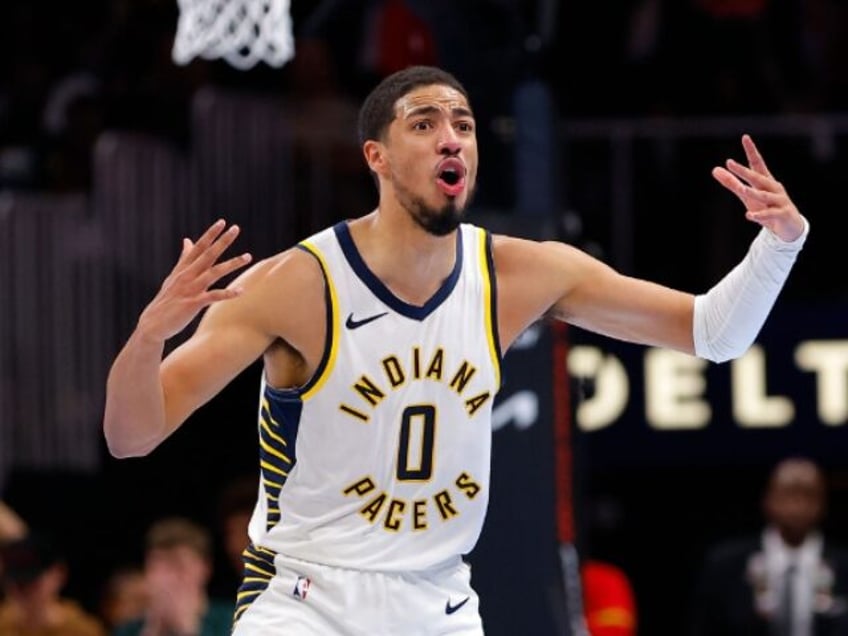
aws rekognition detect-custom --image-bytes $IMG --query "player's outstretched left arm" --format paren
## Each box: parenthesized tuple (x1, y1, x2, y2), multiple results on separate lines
(693, 134, 809, 363)
(493, 134, 809, 362)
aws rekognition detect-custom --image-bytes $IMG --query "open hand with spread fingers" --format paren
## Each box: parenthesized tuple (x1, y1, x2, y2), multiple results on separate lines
(137, 219, 253, 342)
(711, 134, 807, 243)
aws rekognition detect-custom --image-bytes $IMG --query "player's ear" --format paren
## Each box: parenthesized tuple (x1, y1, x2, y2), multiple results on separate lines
(363, 140, 388, 177)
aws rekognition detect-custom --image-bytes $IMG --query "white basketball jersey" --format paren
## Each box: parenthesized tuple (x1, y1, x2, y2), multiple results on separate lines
(246, 221, 502, 572)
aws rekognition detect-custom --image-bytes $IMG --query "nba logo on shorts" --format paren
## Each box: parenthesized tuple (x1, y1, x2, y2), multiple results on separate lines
(292, 575, 311, 600)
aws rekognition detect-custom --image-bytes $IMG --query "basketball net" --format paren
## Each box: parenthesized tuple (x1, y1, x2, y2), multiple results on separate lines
(172, 0, 295, 70)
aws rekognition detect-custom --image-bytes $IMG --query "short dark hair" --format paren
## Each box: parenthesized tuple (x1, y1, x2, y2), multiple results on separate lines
(0, 532, 63, 583)
(357, 65, 470, 146)
(145, 517, 211, 561)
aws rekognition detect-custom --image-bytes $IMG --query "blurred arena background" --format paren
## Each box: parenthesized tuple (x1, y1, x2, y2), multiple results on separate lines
(2, 1, 848, 634)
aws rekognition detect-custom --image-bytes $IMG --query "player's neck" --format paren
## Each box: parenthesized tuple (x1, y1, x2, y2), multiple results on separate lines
(349, 209, 459, 306)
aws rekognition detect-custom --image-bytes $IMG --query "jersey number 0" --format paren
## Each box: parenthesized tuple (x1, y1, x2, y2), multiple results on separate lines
(397, 405, 436, 481)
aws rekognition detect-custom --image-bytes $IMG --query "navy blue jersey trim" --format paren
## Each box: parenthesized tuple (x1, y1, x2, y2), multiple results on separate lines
(332, 221, 463, 321)
(233, 542, 277, 624)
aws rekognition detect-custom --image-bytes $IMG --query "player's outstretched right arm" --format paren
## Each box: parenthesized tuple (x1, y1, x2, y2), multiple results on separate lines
(103, 220, 253, 458)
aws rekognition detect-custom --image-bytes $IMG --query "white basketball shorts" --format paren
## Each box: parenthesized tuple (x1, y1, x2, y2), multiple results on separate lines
(232, 552, 484, 635)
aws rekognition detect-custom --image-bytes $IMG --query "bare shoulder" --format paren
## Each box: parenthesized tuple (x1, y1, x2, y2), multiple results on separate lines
(251, 244, 326, 291)
(489, 233, 618, 348)
(491, 233, 611, 303)
(228, 245, 326, 334)
(491, 233, 601, 270)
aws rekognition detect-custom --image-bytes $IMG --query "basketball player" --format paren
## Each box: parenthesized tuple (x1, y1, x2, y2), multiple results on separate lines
(103, 66, 809, 634)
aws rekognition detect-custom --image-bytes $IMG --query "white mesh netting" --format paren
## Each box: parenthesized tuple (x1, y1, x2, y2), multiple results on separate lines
(172, 0, 295, 70)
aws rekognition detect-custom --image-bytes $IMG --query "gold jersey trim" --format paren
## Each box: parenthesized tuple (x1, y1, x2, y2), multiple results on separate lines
(298, 240, 340, 400)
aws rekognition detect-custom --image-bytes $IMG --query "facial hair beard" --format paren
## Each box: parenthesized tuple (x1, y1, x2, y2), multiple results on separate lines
(412, 201, 462, 236)
(395, 180, 475, 237)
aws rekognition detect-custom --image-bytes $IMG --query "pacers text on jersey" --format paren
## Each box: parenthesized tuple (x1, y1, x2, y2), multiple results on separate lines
(343, 471, 483, 533)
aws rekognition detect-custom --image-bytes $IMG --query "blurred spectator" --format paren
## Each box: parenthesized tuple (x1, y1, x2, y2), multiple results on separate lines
(579, 494, 638, 636)
(281, 36, 375, 233)
(39, 70, 104, 192)
(0, 532, 106, 635)
(800, 0, 848, 111)
(361, 0, 439, 79)
(658, 0, 810, 115)
(97, 565, 148, 632)
(93, 0, 206, 144)
(209, 475, 258, 599)
(296, 0, 439, 102)
(113, 517, 234, 636)
(0, 500, 27, 589)
(690, 457, 848, 635)
(581, 560, 637, 636)
(0, 500, 27, 544)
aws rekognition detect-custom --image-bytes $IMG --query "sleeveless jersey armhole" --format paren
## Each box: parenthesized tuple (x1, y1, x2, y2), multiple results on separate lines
(480, 229, 503, 389)
(294, 241, 340, 398)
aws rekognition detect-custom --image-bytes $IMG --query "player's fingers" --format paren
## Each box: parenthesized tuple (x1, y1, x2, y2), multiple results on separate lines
(741, 134, 774, 179)
(750, 190, 785, 207)
(712, 167, 783, 211)
(745, 205, 793, 223)
(187, 224, 242, 273)
(197, 253, 253, 289)
(196, 286, 245, 306)
(725, 159, 783, 194)
(734, 183, 778, 207)
(746, 210, 768, 224)
(184, 219, 228, 264)
(712, 166, 749, 204)
(175, 237, 194, 267)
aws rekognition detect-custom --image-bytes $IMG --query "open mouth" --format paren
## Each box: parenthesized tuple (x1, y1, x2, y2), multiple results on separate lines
(436, 159, 466, 196)
(440, 168, 460, 186)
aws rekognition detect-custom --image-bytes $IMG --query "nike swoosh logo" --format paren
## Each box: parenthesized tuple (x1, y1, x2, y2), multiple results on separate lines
(345, 312, 388, 330)
(445, 596, 470, 615)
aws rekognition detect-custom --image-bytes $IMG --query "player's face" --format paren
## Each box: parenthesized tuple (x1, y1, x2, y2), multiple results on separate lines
(382, 84, 478, 236)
